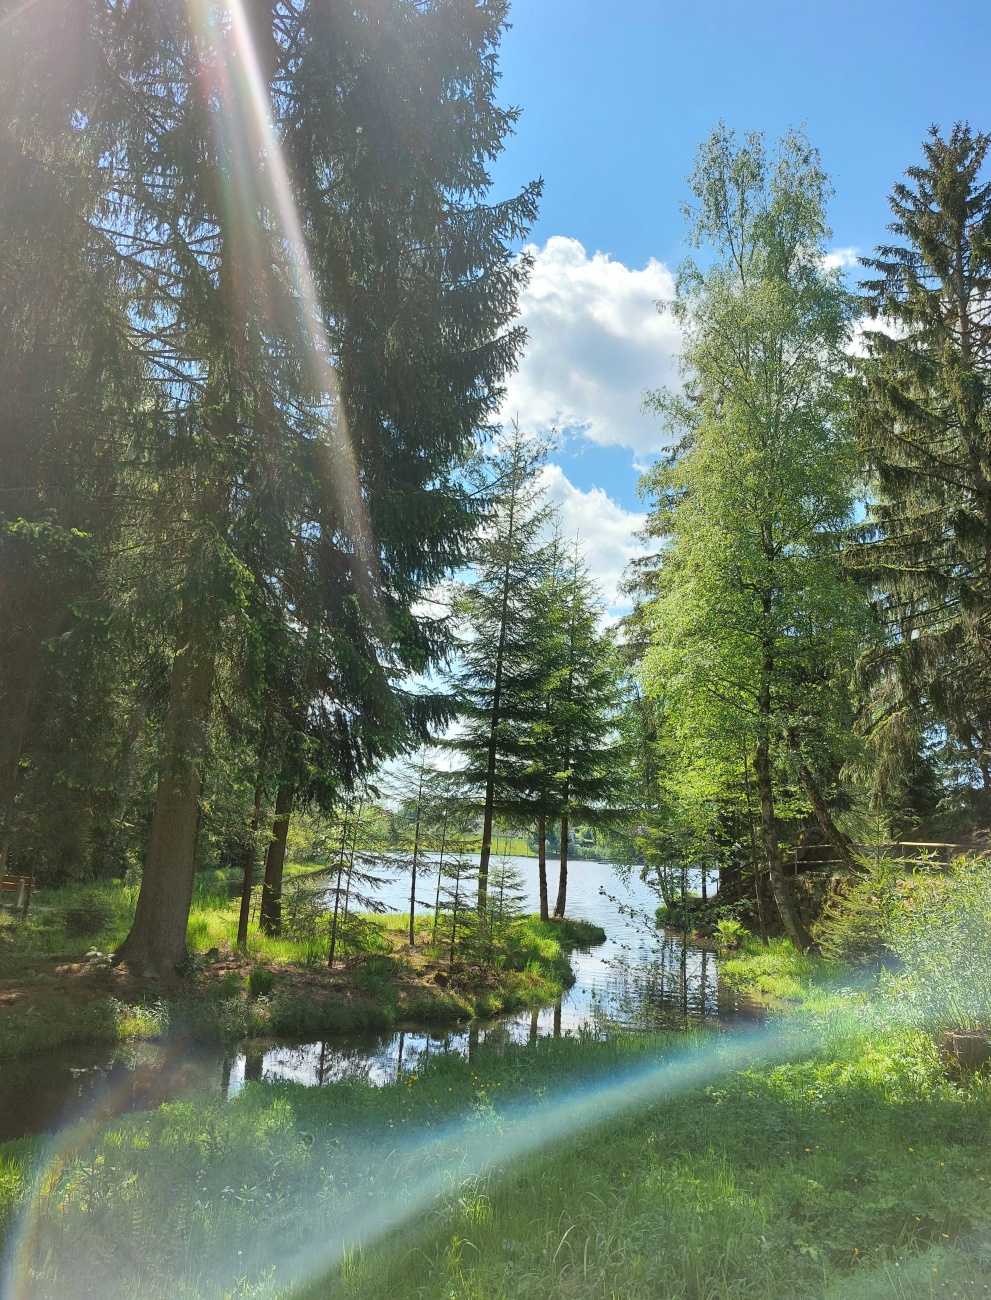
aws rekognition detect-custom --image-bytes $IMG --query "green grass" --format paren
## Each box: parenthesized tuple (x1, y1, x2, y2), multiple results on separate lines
(720, 936, 845, 1007)
(3, 1017, 991, 1298)
(0, 876, 598, 1058)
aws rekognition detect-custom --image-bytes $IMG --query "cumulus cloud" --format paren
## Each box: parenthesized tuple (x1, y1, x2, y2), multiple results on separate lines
(824, 245, 860, 271)
(502, 237, 681, 455)
(538, 462, 649, 612)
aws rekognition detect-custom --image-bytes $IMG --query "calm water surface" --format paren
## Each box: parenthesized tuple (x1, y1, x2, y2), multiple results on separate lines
(0, 858, 760, 1141)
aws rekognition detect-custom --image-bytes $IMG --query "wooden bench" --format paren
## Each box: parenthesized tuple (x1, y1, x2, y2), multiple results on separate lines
(1, 874, 33, 916)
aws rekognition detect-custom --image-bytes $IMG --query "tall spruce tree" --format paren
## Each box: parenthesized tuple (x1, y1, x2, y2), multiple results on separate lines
(852, 124, 991, 797)
(0, 0, 148, 885)
(544, 541, 625, 919)
(494, 533, 624, 919)
(449, 425, 553, 910)
(2, 0, 538, 977)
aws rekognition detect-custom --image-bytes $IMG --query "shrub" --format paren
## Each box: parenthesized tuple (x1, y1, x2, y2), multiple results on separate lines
(247, 968, 276, 999)
(64, 893, 114, 938)
(880, 860, 991, 1034)
(813, 863, 901, 967)
(715, 918, 750, 949)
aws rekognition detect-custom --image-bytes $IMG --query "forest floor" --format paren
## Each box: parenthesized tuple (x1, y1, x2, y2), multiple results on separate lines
(0, 871, 604, 1060)
(3, 939, 991, 1298)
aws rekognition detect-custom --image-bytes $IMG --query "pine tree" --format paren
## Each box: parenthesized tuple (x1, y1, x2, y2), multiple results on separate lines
(448, 425, 554, 910)
(852, 124, 991, 796)
(545, 542, 625, 919)
(80, 0, 538, 977)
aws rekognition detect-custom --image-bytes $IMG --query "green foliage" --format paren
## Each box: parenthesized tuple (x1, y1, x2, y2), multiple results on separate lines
(632, 124, 867, 938)
(1, 0, 540, 974)
(852, 124, 991, 798)
(247, 968, 276, 1000)
(814, 864, 904, 967)
(715, 917, 751, 949)
(880, 862, 991, 1035)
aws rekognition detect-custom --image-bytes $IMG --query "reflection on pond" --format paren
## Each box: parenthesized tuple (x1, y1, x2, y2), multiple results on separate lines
(0, 859, 763, 1141)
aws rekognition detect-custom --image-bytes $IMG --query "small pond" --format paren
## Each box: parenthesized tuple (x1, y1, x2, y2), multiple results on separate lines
(0, 858, 762, 1142)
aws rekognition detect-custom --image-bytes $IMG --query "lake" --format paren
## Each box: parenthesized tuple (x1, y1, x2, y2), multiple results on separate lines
(0, 857, 760, 1141)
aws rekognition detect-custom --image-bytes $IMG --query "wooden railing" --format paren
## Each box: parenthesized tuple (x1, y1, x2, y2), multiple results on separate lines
(791, 841, 985, 873)
(1, 874, 33, 916)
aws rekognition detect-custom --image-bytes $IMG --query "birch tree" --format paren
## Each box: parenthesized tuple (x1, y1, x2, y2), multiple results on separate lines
(639, 126, 866, 949)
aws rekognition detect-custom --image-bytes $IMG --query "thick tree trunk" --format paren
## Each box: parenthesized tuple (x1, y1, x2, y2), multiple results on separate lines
(260, 782, 293, 936)
(537, 813, 549, 921)
(754, 735, 812, 950)
(114, 626, 215, 977)
(785, 729, 861, 874)
(0, 648, 41, 875)
(236, 782, 264, 950)
(554, 812, 569, 918)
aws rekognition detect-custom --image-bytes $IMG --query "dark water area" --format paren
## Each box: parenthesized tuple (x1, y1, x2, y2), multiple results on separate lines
(0, 859, 763, 1142)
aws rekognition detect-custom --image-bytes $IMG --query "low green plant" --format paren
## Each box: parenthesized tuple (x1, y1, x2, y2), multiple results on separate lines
(5, 1020, 991, 1299)
(715, 917, 750, 949)
(247, 968, 276, 999)
(880, 861, 991, 1035)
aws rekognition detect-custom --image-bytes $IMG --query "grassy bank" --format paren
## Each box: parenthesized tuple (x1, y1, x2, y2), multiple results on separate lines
(0, 873, 605, 1060)
(2, 996, 991, 1298)
(7, 870, 991, 1296)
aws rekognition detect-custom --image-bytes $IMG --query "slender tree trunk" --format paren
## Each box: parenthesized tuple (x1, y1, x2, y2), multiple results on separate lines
(328, 803, 352, 968)
(741, 745, 768, 940)
(785, 729, 860, 874)
(554, 812, 569, 918)
(260, 782, 293, 936)
(537, 812, 549, 922)
(754, 734, 811, 950)
(478, 489, 518, 913)
(114, 618, 215, 977)
(328, 859, 346, 969)
(409, 767, 425, 947)
(432, 810, 448, 944)
(0, 642, 46, 877)
(236, 781, 264, 950)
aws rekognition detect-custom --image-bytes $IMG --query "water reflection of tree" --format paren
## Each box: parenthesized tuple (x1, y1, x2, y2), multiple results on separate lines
(585, 934, 723, 1034)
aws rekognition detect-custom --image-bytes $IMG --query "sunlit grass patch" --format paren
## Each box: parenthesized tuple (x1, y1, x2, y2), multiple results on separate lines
(721, 936, 844, 1006)
(4, 1024, 991, 1299)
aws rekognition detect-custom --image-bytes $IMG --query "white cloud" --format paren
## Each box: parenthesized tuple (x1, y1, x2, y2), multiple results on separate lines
(824, 245, 860, 271)
(538, 462, 649, 612)
(502, 236, 681, 455)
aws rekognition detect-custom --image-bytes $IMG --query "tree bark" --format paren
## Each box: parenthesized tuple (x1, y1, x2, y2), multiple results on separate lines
(785, 729, 861, 874)
(478, 483, 519, 913)
(554, 812, 569, 918)
(260, 782, 293, 936)
(754, 734, 812, 950)
(114, 622, 215, 977)
(236, 781, 264, 950)
(408, 767, 425, 948)
(537, 812, 549, 921)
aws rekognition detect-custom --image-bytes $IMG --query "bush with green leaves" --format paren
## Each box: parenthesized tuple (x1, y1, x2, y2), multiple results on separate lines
(813, 863, 903, 967)
(880, 860, 991, 1034)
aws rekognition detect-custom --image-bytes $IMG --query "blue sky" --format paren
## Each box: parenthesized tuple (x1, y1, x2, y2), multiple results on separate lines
(486, 0, 991, 605)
